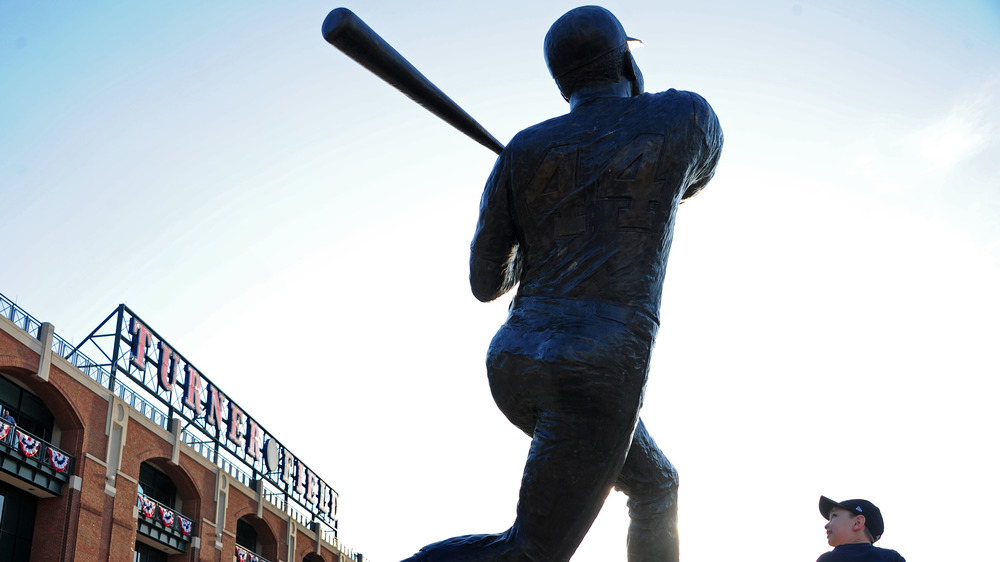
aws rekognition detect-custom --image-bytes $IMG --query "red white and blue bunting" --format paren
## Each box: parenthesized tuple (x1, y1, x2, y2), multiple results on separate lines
(48, 448, 70, 472)
(236, 546, 260, 562)
(0, 422, 10, 441)
(160, 505, 174, 527)
(16, 430, 40, 458)
(140, 496, 156, 518)
(180, 516, 193, 536)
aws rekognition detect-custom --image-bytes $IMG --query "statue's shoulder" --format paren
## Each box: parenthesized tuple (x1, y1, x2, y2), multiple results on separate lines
(646, 89, 712, 112)
(507, 112, 574, 151)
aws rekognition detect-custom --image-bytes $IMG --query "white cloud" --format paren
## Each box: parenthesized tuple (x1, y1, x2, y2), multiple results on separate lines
(849, 79, 997, 195)
(903, 88, 994, 172)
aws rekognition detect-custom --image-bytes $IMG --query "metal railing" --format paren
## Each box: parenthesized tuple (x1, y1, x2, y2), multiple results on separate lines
(0, 295, 42, 339)
(332, 537, 364, 561)
(136, 492, 196, 539)
(1, 292, 115, 389)
(115, 382, 170, 428)
(236, 544, 272, 562)
(0, 421, 75, 476)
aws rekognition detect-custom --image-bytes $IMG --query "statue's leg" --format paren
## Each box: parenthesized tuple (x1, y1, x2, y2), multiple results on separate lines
(614, 418, 680, 562)
(403, 307, 651, 561)
(401, 402, 639, 562)
(488, 305, 652, 561)
(402, 300, 658, 562)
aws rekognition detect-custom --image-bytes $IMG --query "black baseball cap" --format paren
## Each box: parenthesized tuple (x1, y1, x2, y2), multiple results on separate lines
(819, 496, 884, 542)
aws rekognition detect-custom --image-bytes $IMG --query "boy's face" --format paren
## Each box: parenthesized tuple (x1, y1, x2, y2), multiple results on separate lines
(825, 507, 864, 546)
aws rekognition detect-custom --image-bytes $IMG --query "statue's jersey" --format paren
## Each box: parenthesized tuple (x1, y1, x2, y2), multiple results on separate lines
(472, 90, 723, 318)
(471, 89, 723, 321)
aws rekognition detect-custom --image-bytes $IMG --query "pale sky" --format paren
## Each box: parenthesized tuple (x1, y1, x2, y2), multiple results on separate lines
(2, 1, 999, 561)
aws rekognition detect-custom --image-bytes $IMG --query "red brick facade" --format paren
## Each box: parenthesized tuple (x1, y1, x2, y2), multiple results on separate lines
(0, 310, 357, 562)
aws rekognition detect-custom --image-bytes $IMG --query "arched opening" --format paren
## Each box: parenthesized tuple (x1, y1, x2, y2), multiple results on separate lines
(134, 460, 199, 559)
(236, 514, 278, 561)
(0, 376, 52, 441)
(236, 517, 259, 553)
(138, 462, 178, 508)
(303, 552, 327, 562)
(0, 369, 83, 475)
(0, 371, 76, 560)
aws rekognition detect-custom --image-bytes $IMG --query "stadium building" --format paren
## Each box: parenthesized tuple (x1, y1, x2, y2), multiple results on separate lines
(0, 291, 366, 562)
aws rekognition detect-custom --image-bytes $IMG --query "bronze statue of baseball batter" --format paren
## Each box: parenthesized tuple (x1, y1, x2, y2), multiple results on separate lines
(402, 6, 723, 561)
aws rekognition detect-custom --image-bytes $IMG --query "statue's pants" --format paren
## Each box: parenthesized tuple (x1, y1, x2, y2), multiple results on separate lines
(402, 297, 679, 562)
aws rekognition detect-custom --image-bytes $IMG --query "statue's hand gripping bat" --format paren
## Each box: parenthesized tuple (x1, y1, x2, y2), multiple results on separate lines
(322, 8, 505, 155)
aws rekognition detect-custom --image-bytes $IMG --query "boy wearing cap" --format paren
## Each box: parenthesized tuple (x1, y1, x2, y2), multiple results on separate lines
(818, 496, 905, 562)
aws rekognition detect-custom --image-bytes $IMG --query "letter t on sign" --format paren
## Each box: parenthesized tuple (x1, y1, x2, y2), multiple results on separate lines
(129, 318, 153, 370)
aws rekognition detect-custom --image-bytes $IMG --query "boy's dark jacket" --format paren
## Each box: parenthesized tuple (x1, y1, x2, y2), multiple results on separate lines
(818, 543, 905, 562)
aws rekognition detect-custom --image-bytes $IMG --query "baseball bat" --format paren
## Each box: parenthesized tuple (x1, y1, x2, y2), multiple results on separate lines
(322, 8, 505, 155)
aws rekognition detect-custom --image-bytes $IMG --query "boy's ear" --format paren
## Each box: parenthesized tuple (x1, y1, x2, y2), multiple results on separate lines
(853, 515, 866, 532)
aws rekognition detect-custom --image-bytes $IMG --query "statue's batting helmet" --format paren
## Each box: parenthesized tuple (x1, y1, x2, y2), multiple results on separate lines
(543, 6, 643, 98)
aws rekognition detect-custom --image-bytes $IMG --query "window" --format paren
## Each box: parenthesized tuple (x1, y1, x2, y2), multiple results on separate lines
(0, 376, 54, 441)
(236, 518, 259, 552)
(138, 462, 177, 509)
(0, 481, 37, 562)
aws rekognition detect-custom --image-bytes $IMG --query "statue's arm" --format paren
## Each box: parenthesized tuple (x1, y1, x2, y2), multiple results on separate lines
(470, 247, 521, 302)
(470, 152, 520, 302)
(680, 92, 724, 200)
